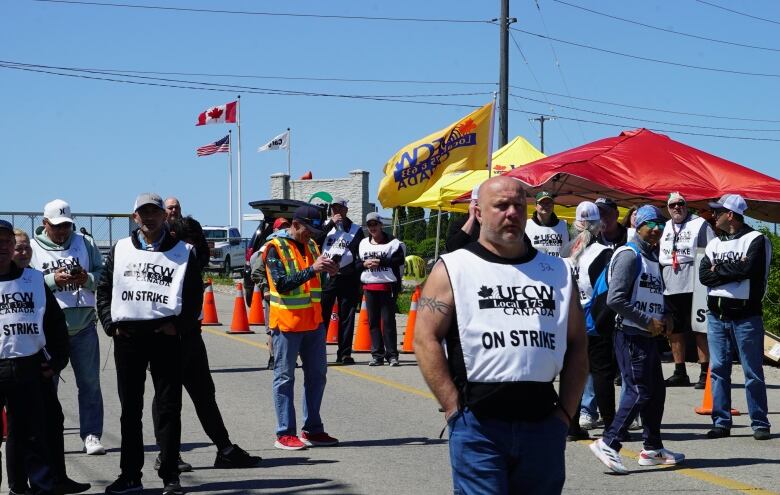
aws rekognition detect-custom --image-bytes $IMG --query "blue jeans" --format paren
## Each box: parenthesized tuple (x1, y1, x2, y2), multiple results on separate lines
(580, 374, 598, 418)
(707, 314, 770, 431)
(448, 409, 567, 495)
(58, 323, 104, 440)
(271, 324, 328, 436)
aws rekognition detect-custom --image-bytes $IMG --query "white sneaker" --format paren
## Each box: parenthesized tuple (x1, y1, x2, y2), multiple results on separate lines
(638, 448, 685, 466)
(84, 434, 106, 455)
(589, 439, 629, 474)
(629, 416, 643, 431)
(579, 412, 599, 430)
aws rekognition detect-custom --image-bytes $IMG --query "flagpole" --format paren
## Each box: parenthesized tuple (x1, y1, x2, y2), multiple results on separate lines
(236, 95, 243, 235)
(487, 94, 498, 177)
(228, 130, 233, 227)
(287, 127, 291, 176)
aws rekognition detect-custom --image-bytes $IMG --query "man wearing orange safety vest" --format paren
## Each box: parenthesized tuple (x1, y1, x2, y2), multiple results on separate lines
(263, 205, 340, 451)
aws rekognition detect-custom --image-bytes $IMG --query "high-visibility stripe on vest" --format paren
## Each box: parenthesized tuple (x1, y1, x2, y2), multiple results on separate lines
(263, 237, 323, 332)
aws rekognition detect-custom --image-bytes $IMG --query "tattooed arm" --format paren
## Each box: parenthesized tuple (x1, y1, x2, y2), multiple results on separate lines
(414, 260, 459, 420)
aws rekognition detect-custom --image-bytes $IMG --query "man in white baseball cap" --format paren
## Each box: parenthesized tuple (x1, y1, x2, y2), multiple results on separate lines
(699, 193, 772, 441)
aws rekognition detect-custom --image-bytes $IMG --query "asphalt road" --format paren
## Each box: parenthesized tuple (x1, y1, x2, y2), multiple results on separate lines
(10, 289, 779, 495)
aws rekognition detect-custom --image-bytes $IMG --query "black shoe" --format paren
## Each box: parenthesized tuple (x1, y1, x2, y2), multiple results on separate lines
(389, 358, 400, 367)
(8, 488, 31, 495)
(664, 373, 691, 387)
(566, 427, 590, 442)
(369, 359, 384, 367)
(214, 444, 262, 468)
(105, 476, 143, 494)
(694, 373, 707, 389)
(706, 427, 731, 439)
(162, 479, 184, 495)
(614, 375, 622, 387)
(154, 454, 193, 473)
(267, 355, 274, 370)
(753, 428, 771, 440)
(57, 477, 91, 494)
(341, 356, 355, 365)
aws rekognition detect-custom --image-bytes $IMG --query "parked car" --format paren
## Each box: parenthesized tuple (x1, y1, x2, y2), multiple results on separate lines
(242, 199, 315, 305)
(202, 226, 246, 276)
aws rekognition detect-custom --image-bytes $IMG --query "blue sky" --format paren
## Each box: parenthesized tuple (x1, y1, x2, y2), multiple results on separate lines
(3, 0, 780, 234)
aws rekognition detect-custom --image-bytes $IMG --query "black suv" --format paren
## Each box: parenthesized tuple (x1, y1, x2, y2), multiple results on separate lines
(242, 199, 314, 305)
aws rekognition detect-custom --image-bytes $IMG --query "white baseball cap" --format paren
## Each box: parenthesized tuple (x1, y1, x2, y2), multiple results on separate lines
(708, 194, 747, 215)
(576, 201, 600, 222)
(43, 199, 73, 225)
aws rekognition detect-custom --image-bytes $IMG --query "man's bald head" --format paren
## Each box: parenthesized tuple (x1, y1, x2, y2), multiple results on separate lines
(164, 197, 182, 222)
(476, 176, 528, 257)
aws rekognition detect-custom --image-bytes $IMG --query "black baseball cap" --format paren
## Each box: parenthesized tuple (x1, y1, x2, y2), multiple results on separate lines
(293, 205, 325, 235)
(595, 197, 618, 210)
(0, 220, 13, 233)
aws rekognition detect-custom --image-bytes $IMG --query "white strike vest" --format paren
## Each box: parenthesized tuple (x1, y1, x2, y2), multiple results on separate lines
(610, 246, 665, 333)
(31, 233, 95, 309)
(659, 216, 707, 266)
(0, 269, 47, 359)
(705, 231, 769, 299)
(441, 249, 572, 383)
(322, 223, 360, 268)
(358, 237, 403, 284)
(571, 242, 610, 306)
(110, 238, 191, 322)
(525, 219, 569, 257)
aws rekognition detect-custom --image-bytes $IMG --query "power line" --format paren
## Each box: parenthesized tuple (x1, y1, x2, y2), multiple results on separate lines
(512, 27, 780, 78)
(4, 62, 780, 142)
(552, 0, 780, 53)
(694, 0, 780, 27)
(29, 0, 492, 23)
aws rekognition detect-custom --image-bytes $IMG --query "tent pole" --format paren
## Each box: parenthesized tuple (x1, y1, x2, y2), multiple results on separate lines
(434, 209, 442, 259)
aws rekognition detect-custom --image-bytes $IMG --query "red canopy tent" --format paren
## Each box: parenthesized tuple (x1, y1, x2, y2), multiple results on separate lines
(457, 128, 780, 222)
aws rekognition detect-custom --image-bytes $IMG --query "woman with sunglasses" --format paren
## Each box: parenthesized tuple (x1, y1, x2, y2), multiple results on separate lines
(357, 213, 406, 367)
(590, 205, 684, 475)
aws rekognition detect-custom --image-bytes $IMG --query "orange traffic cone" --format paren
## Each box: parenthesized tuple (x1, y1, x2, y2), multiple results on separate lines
(401, 286, 420, 353)
(694, 368, 740, 416)
(201, 278, 221, 326)
(326, 303, 339, 344)
(248, 284, 266, 326)
(352, 295, 372, 352)
(226, 282, 255, 334)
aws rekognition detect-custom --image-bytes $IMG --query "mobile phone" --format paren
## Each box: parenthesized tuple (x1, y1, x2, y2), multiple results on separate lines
(330, 254, 342, 265)
(69, 266, 84, 276)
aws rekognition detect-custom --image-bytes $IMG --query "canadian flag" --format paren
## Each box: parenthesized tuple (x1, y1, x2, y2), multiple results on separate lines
(196, 101, 237, 126)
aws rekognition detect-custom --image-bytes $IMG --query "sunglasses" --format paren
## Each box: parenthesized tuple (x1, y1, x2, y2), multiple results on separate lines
(668, 202, 686, 209)
(643, 221, 665, 230)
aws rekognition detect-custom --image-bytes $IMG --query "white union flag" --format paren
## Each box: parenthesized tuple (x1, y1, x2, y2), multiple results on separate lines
(258, 131, 289, 152)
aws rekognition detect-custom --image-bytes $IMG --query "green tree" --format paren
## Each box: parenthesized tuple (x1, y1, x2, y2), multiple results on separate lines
(426, 209, 440, 238)
(396, 207, 407, 240)
(406, 207, 427, 243)
(762, 228, 780, 337)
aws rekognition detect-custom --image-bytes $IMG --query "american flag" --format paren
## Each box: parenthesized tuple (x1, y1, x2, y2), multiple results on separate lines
(196, 134, 230, 156)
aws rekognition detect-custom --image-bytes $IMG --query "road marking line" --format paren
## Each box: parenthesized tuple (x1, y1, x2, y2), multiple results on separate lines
(204, 327, 778, 495)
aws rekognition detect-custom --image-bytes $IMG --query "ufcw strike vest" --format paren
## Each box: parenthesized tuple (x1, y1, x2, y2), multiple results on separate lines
(358, 237, 403, 285)
(441, 249, 572, 384)
(0, 268, 47, 359)
(609, 245, 665, 333)
(322, 223, 360, 269)
(263, 237, 323, 332)
(659, 216, 707, 267)
(110, 238, 191, 321)
(705, 230, 770, 299)
(525, 220, 569, 257)
(31, 233, 95, 309)
(571, 242, 610, 306)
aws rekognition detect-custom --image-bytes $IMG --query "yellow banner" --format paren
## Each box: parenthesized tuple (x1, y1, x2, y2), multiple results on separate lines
(378, 102, 494, 208)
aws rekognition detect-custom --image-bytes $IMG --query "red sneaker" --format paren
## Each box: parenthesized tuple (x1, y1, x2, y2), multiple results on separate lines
(274, 435, 307, 450)
(299, 431, 339, 447)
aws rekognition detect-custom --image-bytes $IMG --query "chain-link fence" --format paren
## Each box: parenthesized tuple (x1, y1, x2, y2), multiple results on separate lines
(0, 211, 134, 255)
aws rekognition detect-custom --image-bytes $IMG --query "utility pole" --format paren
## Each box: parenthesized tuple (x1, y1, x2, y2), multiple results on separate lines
(530, 115, 554, 153)
(498, 0, 516, 148)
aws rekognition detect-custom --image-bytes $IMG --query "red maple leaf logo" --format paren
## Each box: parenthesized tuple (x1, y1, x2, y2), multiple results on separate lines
(207, 107, 224, 120)
(457, 118, 477, 135)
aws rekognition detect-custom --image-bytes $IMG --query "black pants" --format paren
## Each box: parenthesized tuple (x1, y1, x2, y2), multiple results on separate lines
(114, 331, 182, 482)
(7, 378, 65, 492)
(321, 281, 360, 361)
(588, 333, 618, 430)
(365, 290, 399, 361)
(152, 331, 231, 451)
(0, 357, 56, 494)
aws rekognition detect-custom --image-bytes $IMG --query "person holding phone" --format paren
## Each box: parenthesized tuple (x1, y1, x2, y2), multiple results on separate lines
(30, 200, 106, 458)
